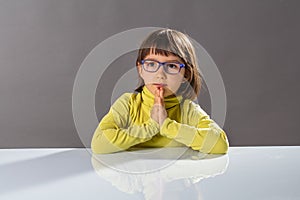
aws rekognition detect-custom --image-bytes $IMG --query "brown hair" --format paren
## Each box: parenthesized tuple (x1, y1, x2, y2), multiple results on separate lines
(135, 28, 202, 100)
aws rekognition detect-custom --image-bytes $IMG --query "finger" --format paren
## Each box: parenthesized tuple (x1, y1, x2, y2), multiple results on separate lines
(154, 88, 160, 105)
(156, 87, 162, 105)
(159, 87, 164, 106)
(159, 87, 164, 98)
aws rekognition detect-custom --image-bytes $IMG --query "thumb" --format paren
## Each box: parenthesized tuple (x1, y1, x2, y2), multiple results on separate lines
(159, 87, 164, 96)
(159, 87, 164, 106)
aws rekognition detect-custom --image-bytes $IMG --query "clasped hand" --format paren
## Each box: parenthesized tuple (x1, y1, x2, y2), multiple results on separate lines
(150, 87, 167, 126)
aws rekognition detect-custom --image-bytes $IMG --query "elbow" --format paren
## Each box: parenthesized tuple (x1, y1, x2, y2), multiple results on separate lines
(91, 133, 104, 154)
(209, 133, 229, 154)
(91, 134, 123, 154)
(91, 139, 115, 154)
(91, 143, 118, 154)
(91, 143, 107, 154)
(91, 140, 103, 154)
(91, 130, 111, 154)
(214, 140, 229, 154)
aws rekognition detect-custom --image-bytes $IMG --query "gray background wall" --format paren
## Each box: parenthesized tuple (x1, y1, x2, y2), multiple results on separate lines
(1, 0, 299, 148)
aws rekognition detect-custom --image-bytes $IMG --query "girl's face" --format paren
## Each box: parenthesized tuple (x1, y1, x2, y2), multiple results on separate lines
(137, 53, 186, 97)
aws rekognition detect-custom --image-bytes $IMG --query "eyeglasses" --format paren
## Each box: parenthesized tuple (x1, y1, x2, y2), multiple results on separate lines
(141, 59, 185, 75)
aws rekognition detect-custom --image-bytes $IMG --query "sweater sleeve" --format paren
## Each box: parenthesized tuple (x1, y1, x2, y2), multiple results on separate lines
(159, 101, 229, 154)
(91, 93, 160, 154)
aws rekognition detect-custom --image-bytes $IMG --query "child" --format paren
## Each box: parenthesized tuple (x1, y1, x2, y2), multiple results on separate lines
(91, 28, 229, 154)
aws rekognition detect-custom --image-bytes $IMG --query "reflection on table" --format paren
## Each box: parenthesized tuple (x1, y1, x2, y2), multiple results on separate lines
(91, 147, 228, 200)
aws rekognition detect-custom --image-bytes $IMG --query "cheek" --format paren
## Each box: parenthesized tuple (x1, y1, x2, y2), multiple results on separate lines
(139, 70, 156, 84)
(138, 67, 148, 82)
(140, 72, 151, 83)
(167, 75, 184, 92)
(138, 66, 143, 78)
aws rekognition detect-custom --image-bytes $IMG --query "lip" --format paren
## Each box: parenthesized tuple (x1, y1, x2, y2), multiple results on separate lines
(152, 83, 167, 87)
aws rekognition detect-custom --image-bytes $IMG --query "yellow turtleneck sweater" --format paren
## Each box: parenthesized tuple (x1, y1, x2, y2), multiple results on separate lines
(91, 86, 229, 154)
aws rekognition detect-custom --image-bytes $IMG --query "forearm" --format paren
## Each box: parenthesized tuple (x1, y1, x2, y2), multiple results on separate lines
(91, 118, 160, 154)
(160, 118, 229, 154)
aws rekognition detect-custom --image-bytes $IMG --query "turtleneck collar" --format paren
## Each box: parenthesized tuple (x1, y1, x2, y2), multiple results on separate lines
(141, 85, 183, 109)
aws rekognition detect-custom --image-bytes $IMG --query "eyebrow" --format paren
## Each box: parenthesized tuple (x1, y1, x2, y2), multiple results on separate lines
(144, 57, 182, 63)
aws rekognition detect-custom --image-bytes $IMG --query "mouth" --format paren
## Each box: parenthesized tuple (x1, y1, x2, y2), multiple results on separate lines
(152, 83, 167, 88)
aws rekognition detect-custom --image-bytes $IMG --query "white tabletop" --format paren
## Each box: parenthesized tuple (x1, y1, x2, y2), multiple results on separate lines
(0, 146, 299, 200)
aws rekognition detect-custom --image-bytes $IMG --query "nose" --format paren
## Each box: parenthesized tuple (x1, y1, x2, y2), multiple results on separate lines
(155, 65, 167, 80)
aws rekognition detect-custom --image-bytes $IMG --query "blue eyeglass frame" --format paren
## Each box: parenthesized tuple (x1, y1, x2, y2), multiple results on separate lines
(141, 59, 185, 74)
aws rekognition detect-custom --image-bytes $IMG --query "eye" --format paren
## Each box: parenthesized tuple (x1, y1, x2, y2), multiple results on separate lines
(145, 61, 157, 67)
(166, 63, 179, 69)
